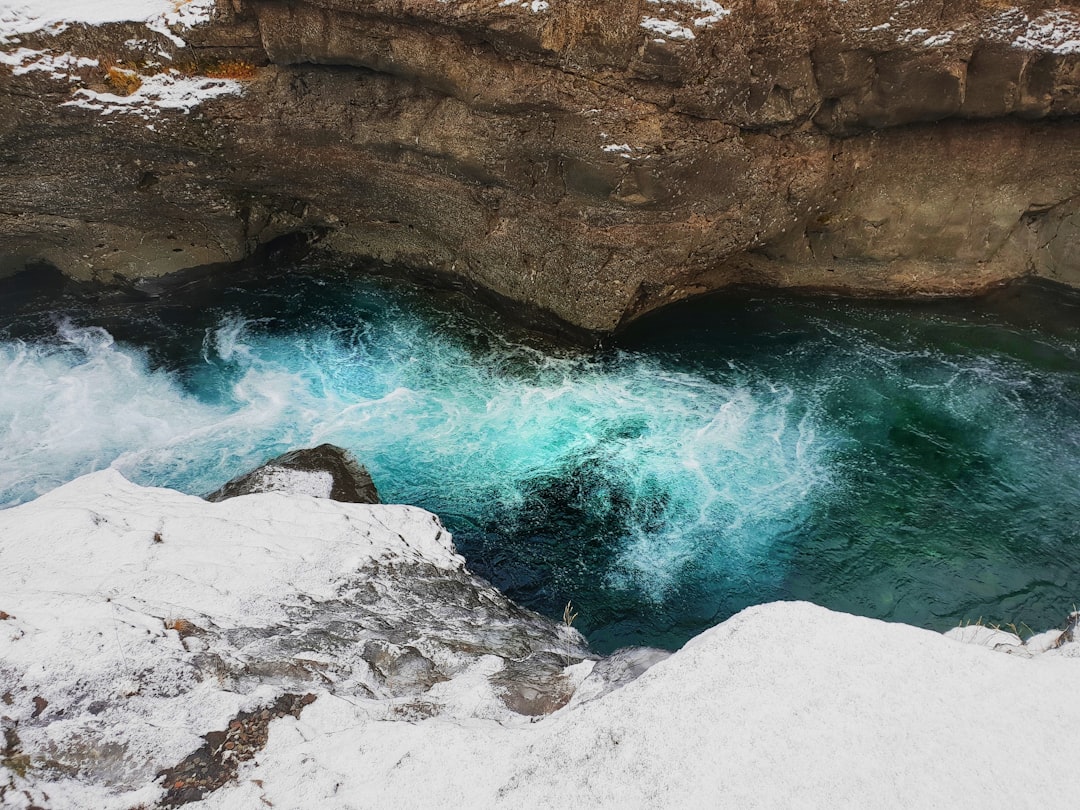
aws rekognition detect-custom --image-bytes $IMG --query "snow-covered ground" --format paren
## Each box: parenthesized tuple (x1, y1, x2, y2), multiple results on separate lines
(1, 470, 1077, 808)
(0, 0, 215, 45)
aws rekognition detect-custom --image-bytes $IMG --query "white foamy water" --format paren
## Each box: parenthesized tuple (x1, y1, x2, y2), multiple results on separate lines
(0, 310, 831, 609)
(5, 277, 1080, 650)
(0, 321, 227, 503)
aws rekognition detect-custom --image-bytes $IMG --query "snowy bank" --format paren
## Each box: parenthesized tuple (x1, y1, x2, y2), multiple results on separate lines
(0, 0, 215, 45)
(0, 0, 243, 122)
(0, 471, 1078, 808)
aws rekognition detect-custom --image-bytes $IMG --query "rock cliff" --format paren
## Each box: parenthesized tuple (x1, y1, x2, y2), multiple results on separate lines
(2, 0, 1079, 332)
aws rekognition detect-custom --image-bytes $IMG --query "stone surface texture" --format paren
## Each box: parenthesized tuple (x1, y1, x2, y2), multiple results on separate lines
(205, 443, 382, 503)
(2, 0, 1080, 331)
(0, 468, 601, 805)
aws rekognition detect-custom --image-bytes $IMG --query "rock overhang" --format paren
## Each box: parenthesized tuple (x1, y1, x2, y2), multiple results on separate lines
(1, 0, 1079, 332)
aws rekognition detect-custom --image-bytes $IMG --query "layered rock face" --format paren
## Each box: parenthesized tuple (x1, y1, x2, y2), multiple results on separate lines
(1, 0, 1079, 331)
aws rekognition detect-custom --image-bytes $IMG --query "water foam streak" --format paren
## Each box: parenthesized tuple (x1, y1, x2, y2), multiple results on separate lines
(3, 277, 1080, 650)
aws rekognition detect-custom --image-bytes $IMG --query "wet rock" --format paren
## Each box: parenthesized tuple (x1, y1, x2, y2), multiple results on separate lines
(570, 646, 673, 707)
(159, 693, 316, 807)
(492, 654, 579, 716)
(205, 444, 380, 504)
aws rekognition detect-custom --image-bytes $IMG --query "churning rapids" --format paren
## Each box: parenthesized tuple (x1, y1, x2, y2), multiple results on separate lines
(2, 266, 1079, 652)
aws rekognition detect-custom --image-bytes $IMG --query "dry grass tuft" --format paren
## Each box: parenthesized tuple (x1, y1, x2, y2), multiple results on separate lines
(106, 65, 142, 96)
(165, 618, 201, 638)
(200, 61, 259, 80)
(561, 600, 579, 666)
(562, 600, 579, 628)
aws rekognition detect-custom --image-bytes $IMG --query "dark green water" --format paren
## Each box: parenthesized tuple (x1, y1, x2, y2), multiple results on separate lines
(2, 267, 1078, 651)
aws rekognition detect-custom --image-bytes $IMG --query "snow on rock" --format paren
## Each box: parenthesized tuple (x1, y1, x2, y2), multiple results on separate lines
(945, 613, 1080, 658)
(984, 7, 1080, 54)
(1, 471, 1079, 807)
(162, 0, 216, 30)
(0, 0, 213, 46)
(641, 17, 695, 41)
(883, 5, 1080, 54)
(188, 601, 1080, 809)
(217, 465, 334, 499)
(206, 444, 381, 504)
(602, 142, 635, 155)
(640, 0, 731, 42)
(498, 0, 551, 12)
(0, 47, 96, 79)
(0, 2, 241, 119)
(63, 71, 244, 117)
(0, 470, 590, 807)
(1012, 9, 1080, 55)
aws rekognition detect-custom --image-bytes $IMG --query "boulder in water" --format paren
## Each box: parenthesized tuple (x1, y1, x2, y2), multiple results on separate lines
(206, 444, 380, 504)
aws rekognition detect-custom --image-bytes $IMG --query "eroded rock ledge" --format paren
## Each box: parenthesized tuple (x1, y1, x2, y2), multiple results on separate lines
(2, 0, 1080, 331)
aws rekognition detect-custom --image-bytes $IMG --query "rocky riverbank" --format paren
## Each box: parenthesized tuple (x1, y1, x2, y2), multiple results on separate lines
(2, 1, 1080, 332)
(0, 453, 1077, 808)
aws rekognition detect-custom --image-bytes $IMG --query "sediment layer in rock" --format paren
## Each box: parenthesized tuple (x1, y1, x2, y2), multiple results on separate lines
(2, 1, 1079, 331)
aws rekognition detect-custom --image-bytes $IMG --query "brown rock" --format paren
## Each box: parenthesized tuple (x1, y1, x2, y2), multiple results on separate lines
(205, 444, 380, 503)
(1, 0, 1079, 332)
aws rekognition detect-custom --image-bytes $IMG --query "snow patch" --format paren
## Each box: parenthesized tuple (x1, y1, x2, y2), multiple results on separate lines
(1013, 9, 1080, 55)
(0, 0, 214, 46)
(641, 0, 731, 41)
(498, 0, 550, 12)
(946, 616, 1079, 658)
(879, 6, 1080, 55)
(898, 27, 955, 48)
(63, 70, 244, 117)
(641, 17, 695, 41)
(235, 466, 336, 499)
(162, 0, 215, 30)
(921, 31, 954, 47)
(0, 46, 96, 79)
(900, 26, 930, 42)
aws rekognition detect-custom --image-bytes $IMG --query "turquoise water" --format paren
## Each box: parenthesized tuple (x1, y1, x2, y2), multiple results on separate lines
(2, 267, 1079, 651)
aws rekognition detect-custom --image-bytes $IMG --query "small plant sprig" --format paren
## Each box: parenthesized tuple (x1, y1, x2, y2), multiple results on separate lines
(562, 600, 579, 667)
(562, 600, 579, 628)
